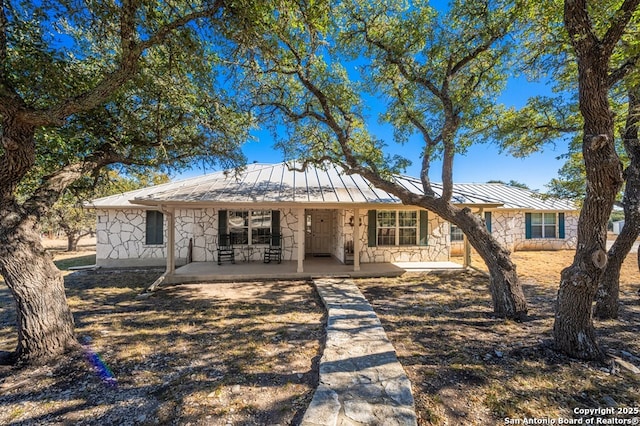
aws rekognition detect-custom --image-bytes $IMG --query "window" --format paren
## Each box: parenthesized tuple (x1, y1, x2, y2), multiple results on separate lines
(377, 210, 417, 246)
(450, 224, 464, 242)
(226, 210, 274, 245)
(145, 210, 164, 245)
(228, 211, 249, 244)
(450, 212, 490, 242)
(531, 213, 556, 238)
(377, 210, 396, 246)
(251, 210, 272, 244)
(526, 212, 565, 239)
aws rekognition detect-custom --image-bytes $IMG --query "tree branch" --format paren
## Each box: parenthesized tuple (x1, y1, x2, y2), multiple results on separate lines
(601, 0, 640, 55)
(26, 0, 225, 126)
(563, 0, 599, 53)
(608, 53, 640, 87)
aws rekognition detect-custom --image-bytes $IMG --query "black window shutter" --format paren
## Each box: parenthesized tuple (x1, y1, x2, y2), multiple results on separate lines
(558, 212, 565, 239)
(368, 210, 377, 247)
(218, 210, 228, 245)
(485, 211, 492, 233)
(419, 210, 428, 246)
(525, 213, 532, 239)
(271, 210, 281, 245)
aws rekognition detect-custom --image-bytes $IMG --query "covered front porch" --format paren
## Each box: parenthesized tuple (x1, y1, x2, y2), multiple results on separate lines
(166, 257, 464, 284)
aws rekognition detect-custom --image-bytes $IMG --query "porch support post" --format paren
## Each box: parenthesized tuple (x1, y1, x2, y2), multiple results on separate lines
(165, 206, 176, 275)
(353, 207, 361, 271)
(297, 208, 305, 273)
(463, 233, 471, 269)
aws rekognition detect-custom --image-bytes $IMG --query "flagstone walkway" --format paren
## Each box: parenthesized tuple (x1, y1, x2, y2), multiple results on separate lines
(301, 277, 417, 426)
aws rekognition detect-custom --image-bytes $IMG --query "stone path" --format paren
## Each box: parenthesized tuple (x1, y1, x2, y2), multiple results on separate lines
(301, 277, 417, 426)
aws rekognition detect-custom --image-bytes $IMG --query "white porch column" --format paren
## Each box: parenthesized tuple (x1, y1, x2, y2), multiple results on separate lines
(165, 207, 176, 275)
(463, 234, 470, 269)
(353, 207, 361, 271)
(297, 208, 305, 273)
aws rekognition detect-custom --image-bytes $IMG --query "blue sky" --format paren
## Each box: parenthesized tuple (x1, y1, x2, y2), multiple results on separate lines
(181, 3, 571, 193)
(183, 76, 568, 192)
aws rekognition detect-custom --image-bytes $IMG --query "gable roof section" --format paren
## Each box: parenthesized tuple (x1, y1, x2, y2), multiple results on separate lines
(88, 162, 577, 211)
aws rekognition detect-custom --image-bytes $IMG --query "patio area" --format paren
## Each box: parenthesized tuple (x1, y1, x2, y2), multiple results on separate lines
(167, 257, 464, 284)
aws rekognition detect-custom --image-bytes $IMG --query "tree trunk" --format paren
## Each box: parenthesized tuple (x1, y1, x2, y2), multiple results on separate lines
(595, 88, 640, 320)
(554, 263, 603, 360)
(67, 232, 79, 252)
(0, 210, 77, 365)
(553, 139, 620, 360)
(431, 200, 528, 320)
(454, 206, 528, 320)
(553, 0, 629, 360)
(595, 217, 640, 319)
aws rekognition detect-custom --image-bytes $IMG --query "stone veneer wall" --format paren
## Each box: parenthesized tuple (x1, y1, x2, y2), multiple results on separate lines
(96, 206, 578, 268)
(450, 210, 579, 255)
(96, 208, 168, 267)
(511, 211, 579, 251)
(96, 207, 301, 267)
(340, 209, 450, 263)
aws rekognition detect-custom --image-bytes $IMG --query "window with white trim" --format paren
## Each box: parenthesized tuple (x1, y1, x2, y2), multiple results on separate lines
(228, 210, 272, 245)
(531, 212, 556, 239)
(377, 210, 417, 246)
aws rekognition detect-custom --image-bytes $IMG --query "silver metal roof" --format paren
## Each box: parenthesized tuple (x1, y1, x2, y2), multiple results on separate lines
(88, 162, 577, 211)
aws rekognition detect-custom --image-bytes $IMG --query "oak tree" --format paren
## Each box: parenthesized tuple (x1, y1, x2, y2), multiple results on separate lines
(233, 0, 529, 319)
(0, 0, 249, 364)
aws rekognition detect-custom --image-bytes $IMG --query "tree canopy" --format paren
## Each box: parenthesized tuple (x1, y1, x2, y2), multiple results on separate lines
(0, 0, 256, 363)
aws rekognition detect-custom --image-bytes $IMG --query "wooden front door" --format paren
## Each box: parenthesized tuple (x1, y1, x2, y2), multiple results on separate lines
(306, 210, 333, 256)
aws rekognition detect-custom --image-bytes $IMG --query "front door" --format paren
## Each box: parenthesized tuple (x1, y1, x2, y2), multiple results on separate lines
(306, 210, 332, 256)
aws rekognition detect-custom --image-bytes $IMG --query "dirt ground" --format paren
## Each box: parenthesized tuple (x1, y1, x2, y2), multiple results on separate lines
(360, 250, 640, 425)
(0, 241, 324, 425)
(1, 242, 639, 425)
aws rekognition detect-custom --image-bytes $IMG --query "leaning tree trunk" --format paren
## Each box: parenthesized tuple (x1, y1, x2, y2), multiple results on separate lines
(595, 88, 640, 320)
(453, 207, 528, 320)
(0, 215, 77, 364)
(429, 199, 528, 320)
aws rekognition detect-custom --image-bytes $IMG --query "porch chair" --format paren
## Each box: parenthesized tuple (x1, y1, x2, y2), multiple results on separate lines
(217, 234, 235, 265)
(263, 234, 283, 264)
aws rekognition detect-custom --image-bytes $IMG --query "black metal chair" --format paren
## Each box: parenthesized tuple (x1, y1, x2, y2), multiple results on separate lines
(217, 234, 235, 265)
(263, 234, 282, 264)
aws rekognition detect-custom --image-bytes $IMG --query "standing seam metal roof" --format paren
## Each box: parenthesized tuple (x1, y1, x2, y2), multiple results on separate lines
(87, 162, 577, 211)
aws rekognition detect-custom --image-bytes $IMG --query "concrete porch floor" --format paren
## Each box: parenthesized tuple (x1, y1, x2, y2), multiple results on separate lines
(167, 257, 464, 284)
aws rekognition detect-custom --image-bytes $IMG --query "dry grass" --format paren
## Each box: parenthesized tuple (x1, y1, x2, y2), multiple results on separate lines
(1, 243, 640, 425)
(0, 267, 324, 425)
(359, 250, 640, 425)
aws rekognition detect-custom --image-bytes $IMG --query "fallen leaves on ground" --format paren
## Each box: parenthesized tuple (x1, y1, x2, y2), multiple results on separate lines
(360, 251, 640, 425)
(0, 271, 324, 425)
